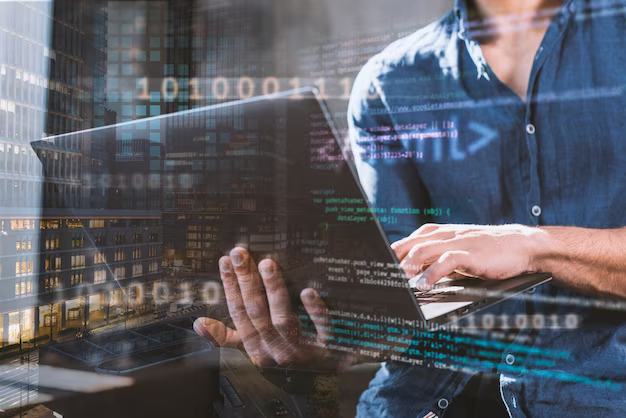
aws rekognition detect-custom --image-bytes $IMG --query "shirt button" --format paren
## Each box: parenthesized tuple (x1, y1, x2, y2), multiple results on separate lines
(526, 123, 536, 134)
(568, 2, 577, 13)
(505, 354, 516, 365)
(531, 205, 542, 217)
(438, 398, 449, 409)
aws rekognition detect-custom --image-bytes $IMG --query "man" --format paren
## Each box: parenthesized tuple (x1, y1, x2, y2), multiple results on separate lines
(194, 0, 626, 416)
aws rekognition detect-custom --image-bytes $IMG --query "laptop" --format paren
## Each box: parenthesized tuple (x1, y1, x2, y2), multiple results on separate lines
(32, 87, 551, 358)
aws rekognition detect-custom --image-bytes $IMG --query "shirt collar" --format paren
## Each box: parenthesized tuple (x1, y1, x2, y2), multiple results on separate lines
(454, 0, 578, 41)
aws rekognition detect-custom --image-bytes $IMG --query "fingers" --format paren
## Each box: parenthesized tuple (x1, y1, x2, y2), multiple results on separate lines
(193, 317, 241, 347)
(301, 288, 332, 346)
(418, 251, 473, 290)
(400, 240, 453, 277)
(229, 248, 275, 341)
(391, 225, 456, 260)
(258, 258, 297, 340)
(219, 255, 260, 346)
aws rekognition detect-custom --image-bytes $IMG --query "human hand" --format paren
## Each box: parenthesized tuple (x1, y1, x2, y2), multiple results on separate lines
(193, 247, 351, 371)
(391, 224, 549, 291)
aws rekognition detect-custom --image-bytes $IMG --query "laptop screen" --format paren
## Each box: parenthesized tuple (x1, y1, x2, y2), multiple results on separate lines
(33, 89, 422, 367)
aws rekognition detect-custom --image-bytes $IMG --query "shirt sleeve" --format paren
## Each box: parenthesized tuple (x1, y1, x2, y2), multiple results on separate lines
(347, 57, 433, 244)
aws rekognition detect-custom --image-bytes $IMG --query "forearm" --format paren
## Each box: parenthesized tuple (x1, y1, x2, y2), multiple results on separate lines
(533, 226, 626, 298)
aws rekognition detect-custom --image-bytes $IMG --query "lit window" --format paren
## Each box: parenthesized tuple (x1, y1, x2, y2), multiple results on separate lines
(94, 269, 107, 284)
(89, 219, 105, 228)
(114, 267, 125, 280)
(132, 263, 143, 277)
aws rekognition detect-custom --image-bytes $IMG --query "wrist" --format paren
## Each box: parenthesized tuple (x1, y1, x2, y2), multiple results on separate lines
(527, 226, 565, 273)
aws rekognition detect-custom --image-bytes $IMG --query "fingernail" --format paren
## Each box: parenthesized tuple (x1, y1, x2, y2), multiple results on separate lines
(231, 252, 245, 267)
(258, 262, 274, 278)
(219, 259, 233, 273)
(193, 320, 211, 338)
(302, 289, 316, 303)
(416, 276, 432, 291)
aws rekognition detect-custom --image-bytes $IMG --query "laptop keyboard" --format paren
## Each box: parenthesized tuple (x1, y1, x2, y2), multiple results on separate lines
(412, 285, 463, 306)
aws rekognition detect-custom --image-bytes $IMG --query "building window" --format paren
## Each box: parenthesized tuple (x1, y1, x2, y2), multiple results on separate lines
(187, 250, 201, 258)
(114, 266, 125, 280)
(115, 233, 125, 245)
(148, 261, 159, 273)
(114, 249, 125, 261)
(14, 280, 32, 296)
(70, 272, 83, 285)
(15, 258, 33, 276)
(132, 263, 143, 277)
(94, 233, 106, 246)
(11, 219, 35, 230)
(72, 235, 85, 248)
(94, 268, 107, 284)
(133, 247, 141, 259)
(71, 254, 85, 268)
(44, 277, 60, 292)
(89, 219, 105, 228)
(45, 256, 62, 271)
(66, 219, 83, 228)
(149, 246, 157, 257)
(16, 239, 32, 252)
(45, 237, 60, 250)
(94, 252, 106, 264)
(40, 220, 59, 229)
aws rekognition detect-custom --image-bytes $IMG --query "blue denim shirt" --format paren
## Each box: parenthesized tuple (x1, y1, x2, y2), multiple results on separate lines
(348, 0, 626, 416)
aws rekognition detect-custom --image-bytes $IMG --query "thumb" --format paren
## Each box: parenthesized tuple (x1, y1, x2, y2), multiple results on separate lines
(193, 317, 241, 347)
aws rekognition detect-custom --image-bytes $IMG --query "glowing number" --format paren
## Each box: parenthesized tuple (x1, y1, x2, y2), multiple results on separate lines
(262, 77, 280, 96)
(565, 314, 579, 329)
(203, 282, 221, 305)
(137, 77, 150, 100)
(237, 77, 255, 99)
(499, 314, 509, 330)
(288, 77, 302, 99)
(515, 314, 528, 329)
(481, 314, 495, 329)
(548, 314, 559, 329)
(161, 77, 178, 101)
(314, 77, 327, 99)
(532, 314, 545, 329)
(340, 77, 352, 100)
(189, 77, 202, 100)
(212, 77, 229, 100)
